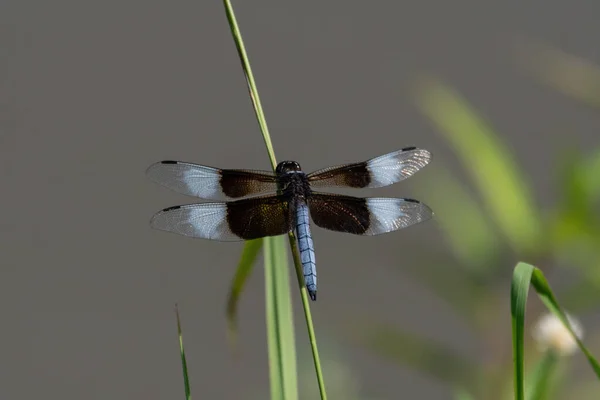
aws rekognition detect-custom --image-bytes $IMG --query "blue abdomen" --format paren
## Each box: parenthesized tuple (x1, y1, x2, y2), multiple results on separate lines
(296, 203, 317, 300)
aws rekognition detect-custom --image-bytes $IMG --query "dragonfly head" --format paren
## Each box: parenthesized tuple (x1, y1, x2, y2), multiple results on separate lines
(276, 160, 302, 174)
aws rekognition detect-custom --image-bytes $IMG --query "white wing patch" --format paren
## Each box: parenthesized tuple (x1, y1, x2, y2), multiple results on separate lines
(146, 162, 222, 199)
(365, 198, 433, 235)
(150, 203, 243, 241)
(366, 148, 431, 187)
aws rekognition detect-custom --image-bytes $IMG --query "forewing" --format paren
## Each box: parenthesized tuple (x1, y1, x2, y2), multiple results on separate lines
(307, 147, 431, 189)
(146, 161, 278, 200)
(307, 192, 432, 236)
(150, 195, 291, 241)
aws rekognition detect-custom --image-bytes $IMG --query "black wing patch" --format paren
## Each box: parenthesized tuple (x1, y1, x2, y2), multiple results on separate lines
(150, 194, 291, 241)
(146, 161, 278, 200)
(307, 192, 432, 235)
(307, 147, 431, 189)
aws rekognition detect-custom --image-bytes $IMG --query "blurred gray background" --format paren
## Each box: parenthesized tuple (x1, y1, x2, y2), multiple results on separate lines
(2, 1, 599, 399)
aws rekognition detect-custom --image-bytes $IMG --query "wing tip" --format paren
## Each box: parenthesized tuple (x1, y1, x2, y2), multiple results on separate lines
(400, 146, 432, 161)
(146, 160, 174, 178)
(400, 198, 434, 218)
(416, 201, 434, 222)
(149, 205, 183, 229)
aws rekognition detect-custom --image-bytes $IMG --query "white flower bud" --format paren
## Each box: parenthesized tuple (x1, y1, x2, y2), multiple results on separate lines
(532, 312, 584, 356)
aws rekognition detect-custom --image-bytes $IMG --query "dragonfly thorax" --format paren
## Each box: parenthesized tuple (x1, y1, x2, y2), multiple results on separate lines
(279, 169, 311, 199)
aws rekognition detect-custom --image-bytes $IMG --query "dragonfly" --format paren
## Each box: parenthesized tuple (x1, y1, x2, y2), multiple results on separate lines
(147, 147, 433, 301)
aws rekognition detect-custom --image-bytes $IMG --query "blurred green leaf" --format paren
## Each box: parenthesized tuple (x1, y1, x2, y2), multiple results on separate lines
(549, 150, 596, 256)
(524, 351, 559, 400)
(416, 77, 542, 255)
(553, 148, 600, 233)
(226, 239, 263, 345)
(454, 387, 476, 400)
(357, 321, 479, 385)
(418, 164, 501, 272)
(516, 39, 600, 109)
(557, 150, 590, 218)
(265, 235, 298, 400)
(550, 148, 600, 291)
(511, 262, 600, 400)
(582, 148, 600, 202)
(175, 305, 192, 400)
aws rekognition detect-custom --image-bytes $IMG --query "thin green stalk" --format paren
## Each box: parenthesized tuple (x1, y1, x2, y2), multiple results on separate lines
(222, 1, 327, 398)
(222, 0, 276, 169)
(289, 231, 327, 399)
(175, 304, 191, 400)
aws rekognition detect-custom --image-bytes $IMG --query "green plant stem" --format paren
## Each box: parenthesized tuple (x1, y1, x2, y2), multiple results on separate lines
(288, 232, 328, 399)
(222, 0, 277, 169)
(222, 1, 327, 398)
(175, 304, 192, 400)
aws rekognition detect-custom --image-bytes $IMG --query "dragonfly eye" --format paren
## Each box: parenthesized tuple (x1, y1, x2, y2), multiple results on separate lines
(276, 161, 302, 174)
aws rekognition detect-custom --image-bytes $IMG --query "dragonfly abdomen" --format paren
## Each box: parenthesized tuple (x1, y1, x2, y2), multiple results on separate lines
(295, 202, 317, 300)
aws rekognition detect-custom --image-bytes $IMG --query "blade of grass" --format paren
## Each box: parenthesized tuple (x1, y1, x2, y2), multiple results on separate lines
(226, 239, 263, 346)
(511, 262, 600, 400)
(524, 350, 559, 400)
(416, 77, 542, 255)
(222, 1, 326, 398)
(222, 0, 276, 167)
(265, 236, 298, 400)
(175, 304, 191, 400)
(288, 234, 327, 399)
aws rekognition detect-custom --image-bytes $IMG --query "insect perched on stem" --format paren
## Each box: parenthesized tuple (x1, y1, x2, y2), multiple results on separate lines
(147, 147, 433, 300)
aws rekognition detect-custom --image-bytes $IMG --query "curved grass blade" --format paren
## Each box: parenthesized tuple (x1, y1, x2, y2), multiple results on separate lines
(416, 77, 542, 255)
(511, 262, 600, 400)
(226, 239, 263, 346)
(175, 304, 192, 400)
